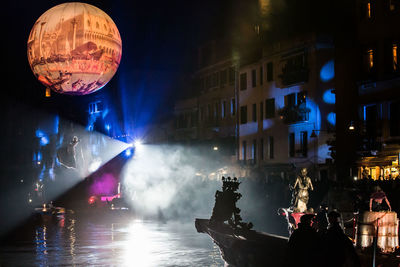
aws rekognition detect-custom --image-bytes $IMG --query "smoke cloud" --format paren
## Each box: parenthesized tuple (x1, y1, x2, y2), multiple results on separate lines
(122, 145, 222, 220)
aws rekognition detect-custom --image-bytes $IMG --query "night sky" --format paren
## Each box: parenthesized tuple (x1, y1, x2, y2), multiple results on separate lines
(4, 0, 233, 124)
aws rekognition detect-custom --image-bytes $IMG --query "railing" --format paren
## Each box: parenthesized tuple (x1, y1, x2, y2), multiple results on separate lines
(279, 67, 309, 86)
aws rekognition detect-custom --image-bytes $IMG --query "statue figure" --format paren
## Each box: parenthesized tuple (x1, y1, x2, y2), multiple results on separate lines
(293, 168, 313, 213)
(210, 177, 253, 231)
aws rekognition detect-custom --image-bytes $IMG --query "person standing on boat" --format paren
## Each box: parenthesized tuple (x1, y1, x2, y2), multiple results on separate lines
(321, 211, 360, 267)
(286, 214, 322, 267)
(369, 186, 392, 212)
(293, 168, 314, 213)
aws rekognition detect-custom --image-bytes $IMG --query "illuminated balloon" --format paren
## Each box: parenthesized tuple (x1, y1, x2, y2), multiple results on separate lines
(27, 2, 122, 95)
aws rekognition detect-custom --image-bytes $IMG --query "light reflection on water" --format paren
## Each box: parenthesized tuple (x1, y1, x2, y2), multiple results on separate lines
(0, 216, 224, 266)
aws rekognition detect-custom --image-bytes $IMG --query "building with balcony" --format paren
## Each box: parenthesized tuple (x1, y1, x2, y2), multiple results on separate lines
(354, 0, 400, 180)
(238, 34, 336, 181)
(173, 40, 239, 172)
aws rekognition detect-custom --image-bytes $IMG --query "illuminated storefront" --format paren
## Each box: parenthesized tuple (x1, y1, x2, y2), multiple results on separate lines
(358, 153, 400, 180)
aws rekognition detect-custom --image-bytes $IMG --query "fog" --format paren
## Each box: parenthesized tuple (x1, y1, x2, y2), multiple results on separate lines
(121, 144, 286, 235)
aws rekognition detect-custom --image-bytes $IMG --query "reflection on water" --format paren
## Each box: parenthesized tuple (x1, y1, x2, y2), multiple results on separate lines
(1, 215, 224, 266)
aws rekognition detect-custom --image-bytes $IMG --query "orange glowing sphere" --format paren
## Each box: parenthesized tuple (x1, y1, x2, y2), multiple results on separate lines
(27, 3, 122, 95)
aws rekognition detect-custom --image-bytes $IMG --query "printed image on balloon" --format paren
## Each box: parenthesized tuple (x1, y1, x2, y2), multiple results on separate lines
(27, 2, 122, 95)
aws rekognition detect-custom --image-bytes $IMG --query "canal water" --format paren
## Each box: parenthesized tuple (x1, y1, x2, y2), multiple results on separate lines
(0, 214, 224, 266)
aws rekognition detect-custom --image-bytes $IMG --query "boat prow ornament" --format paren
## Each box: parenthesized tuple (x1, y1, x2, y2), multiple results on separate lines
(209, 176, 253, 231)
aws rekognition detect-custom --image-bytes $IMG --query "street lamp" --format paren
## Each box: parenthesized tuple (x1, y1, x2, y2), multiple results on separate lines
(349, 122, 355, 130)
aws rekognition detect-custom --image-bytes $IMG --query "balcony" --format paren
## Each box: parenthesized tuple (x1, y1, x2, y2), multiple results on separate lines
(278, 105, 310, 124)
(279, 67, 309, 86)
(358, 76, 400, 96)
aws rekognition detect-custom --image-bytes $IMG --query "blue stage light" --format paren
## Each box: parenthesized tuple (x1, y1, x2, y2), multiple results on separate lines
(320, 60, 335, 82)
(124, 148, 133, 157)
(327, 112, 336, 126)
(323, 89, 336, 104)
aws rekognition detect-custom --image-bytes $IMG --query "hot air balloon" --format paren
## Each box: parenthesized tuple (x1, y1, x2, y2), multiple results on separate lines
(27, 2, 122, 95)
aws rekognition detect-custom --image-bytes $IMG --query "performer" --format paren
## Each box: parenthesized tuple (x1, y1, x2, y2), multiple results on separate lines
(293, 168, 314, 213)
(57, 136, 80, 169)
(369, 186, 391, 212)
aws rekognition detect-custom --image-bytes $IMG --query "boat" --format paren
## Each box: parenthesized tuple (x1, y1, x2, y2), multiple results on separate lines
(33, 203, 66, 222)
(195, 218, 288, 266)
(195, 177, 400, 267)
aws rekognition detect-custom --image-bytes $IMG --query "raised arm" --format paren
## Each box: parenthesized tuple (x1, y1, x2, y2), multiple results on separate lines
(308, 178, 314, 191)
(369, 198, 373, 211)
(385, 197, 392, 211)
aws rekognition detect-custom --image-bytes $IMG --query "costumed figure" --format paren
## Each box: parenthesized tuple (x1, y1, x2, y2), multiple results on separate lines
(57, 136, 79, 169)
(293, 168, 313, 213)
(369, 186, 391, 212)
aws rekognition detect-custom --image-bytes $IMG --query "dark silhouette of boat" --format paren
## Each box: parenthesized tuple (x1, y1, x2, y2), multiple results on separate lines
(195, 177, 400, 267)
(195, 218, 288, 266)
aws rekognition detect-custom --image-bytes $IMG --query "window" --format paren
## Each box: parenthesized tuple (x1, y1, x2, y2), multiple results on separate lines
(207, 104, 211, 119)
(285, 93, 296, 108)
(89, 101, 103, 114)
(260, 102, 264, 121)
(212, 73, 219, 88)
(220, 69, 227, 87)
(252, 139, 257, 163)
(222, 100, 227, 118)
(252, 103, 257, 122)
(252, 69, 257, 87)
(260, 66, 263, 85)
(297, 91, 307, 105)
(364, 48, 375, 73)
(300, 131, 308, 157)
(240, 106, 248, 124)
(214, 102, 219, 119)
(365, 104, 380, 136)
(191, 111, 198, 127)
(265, 98, 275, 118)
(242, 140, 247, 161)
(200, 106, 205, 121)
(231, 98, 236, 115)
(269, 136, 274, 159)
(260, 138, 264, 160)
(289, 133, 295, 157)
(389, 0, 400, 11)
(267, 62, 273, 81)
(205, 75, 211, 89)
(390, 101, 400, 136)
(240, 73, 247, 90)
(199, 78, 204, 91)
(393, 43, 398, 71)
(367, 1, 372, 18)
(229, 67, 235, 85)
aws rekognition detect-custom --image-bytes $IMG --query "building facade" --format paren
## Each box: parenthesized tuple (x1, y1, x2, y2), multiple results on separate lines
(355, 0, 400, 180)
(238, 34, 336, 181)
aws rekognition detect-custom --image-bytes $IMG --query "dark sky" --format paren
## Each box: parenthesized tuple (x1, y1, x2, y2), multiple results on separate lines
(4, 0, 230, 124)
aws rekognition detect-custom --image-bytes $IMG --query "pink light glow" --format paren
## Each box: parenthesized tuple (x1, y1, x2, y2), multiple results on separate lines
(89, 173, 117, 196)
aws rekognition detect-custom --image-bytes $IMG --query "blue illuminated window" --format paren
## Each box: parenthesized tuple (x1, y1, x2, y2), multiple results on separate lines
(231, 98, 236, 116)
(89, 101, 103, 114)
